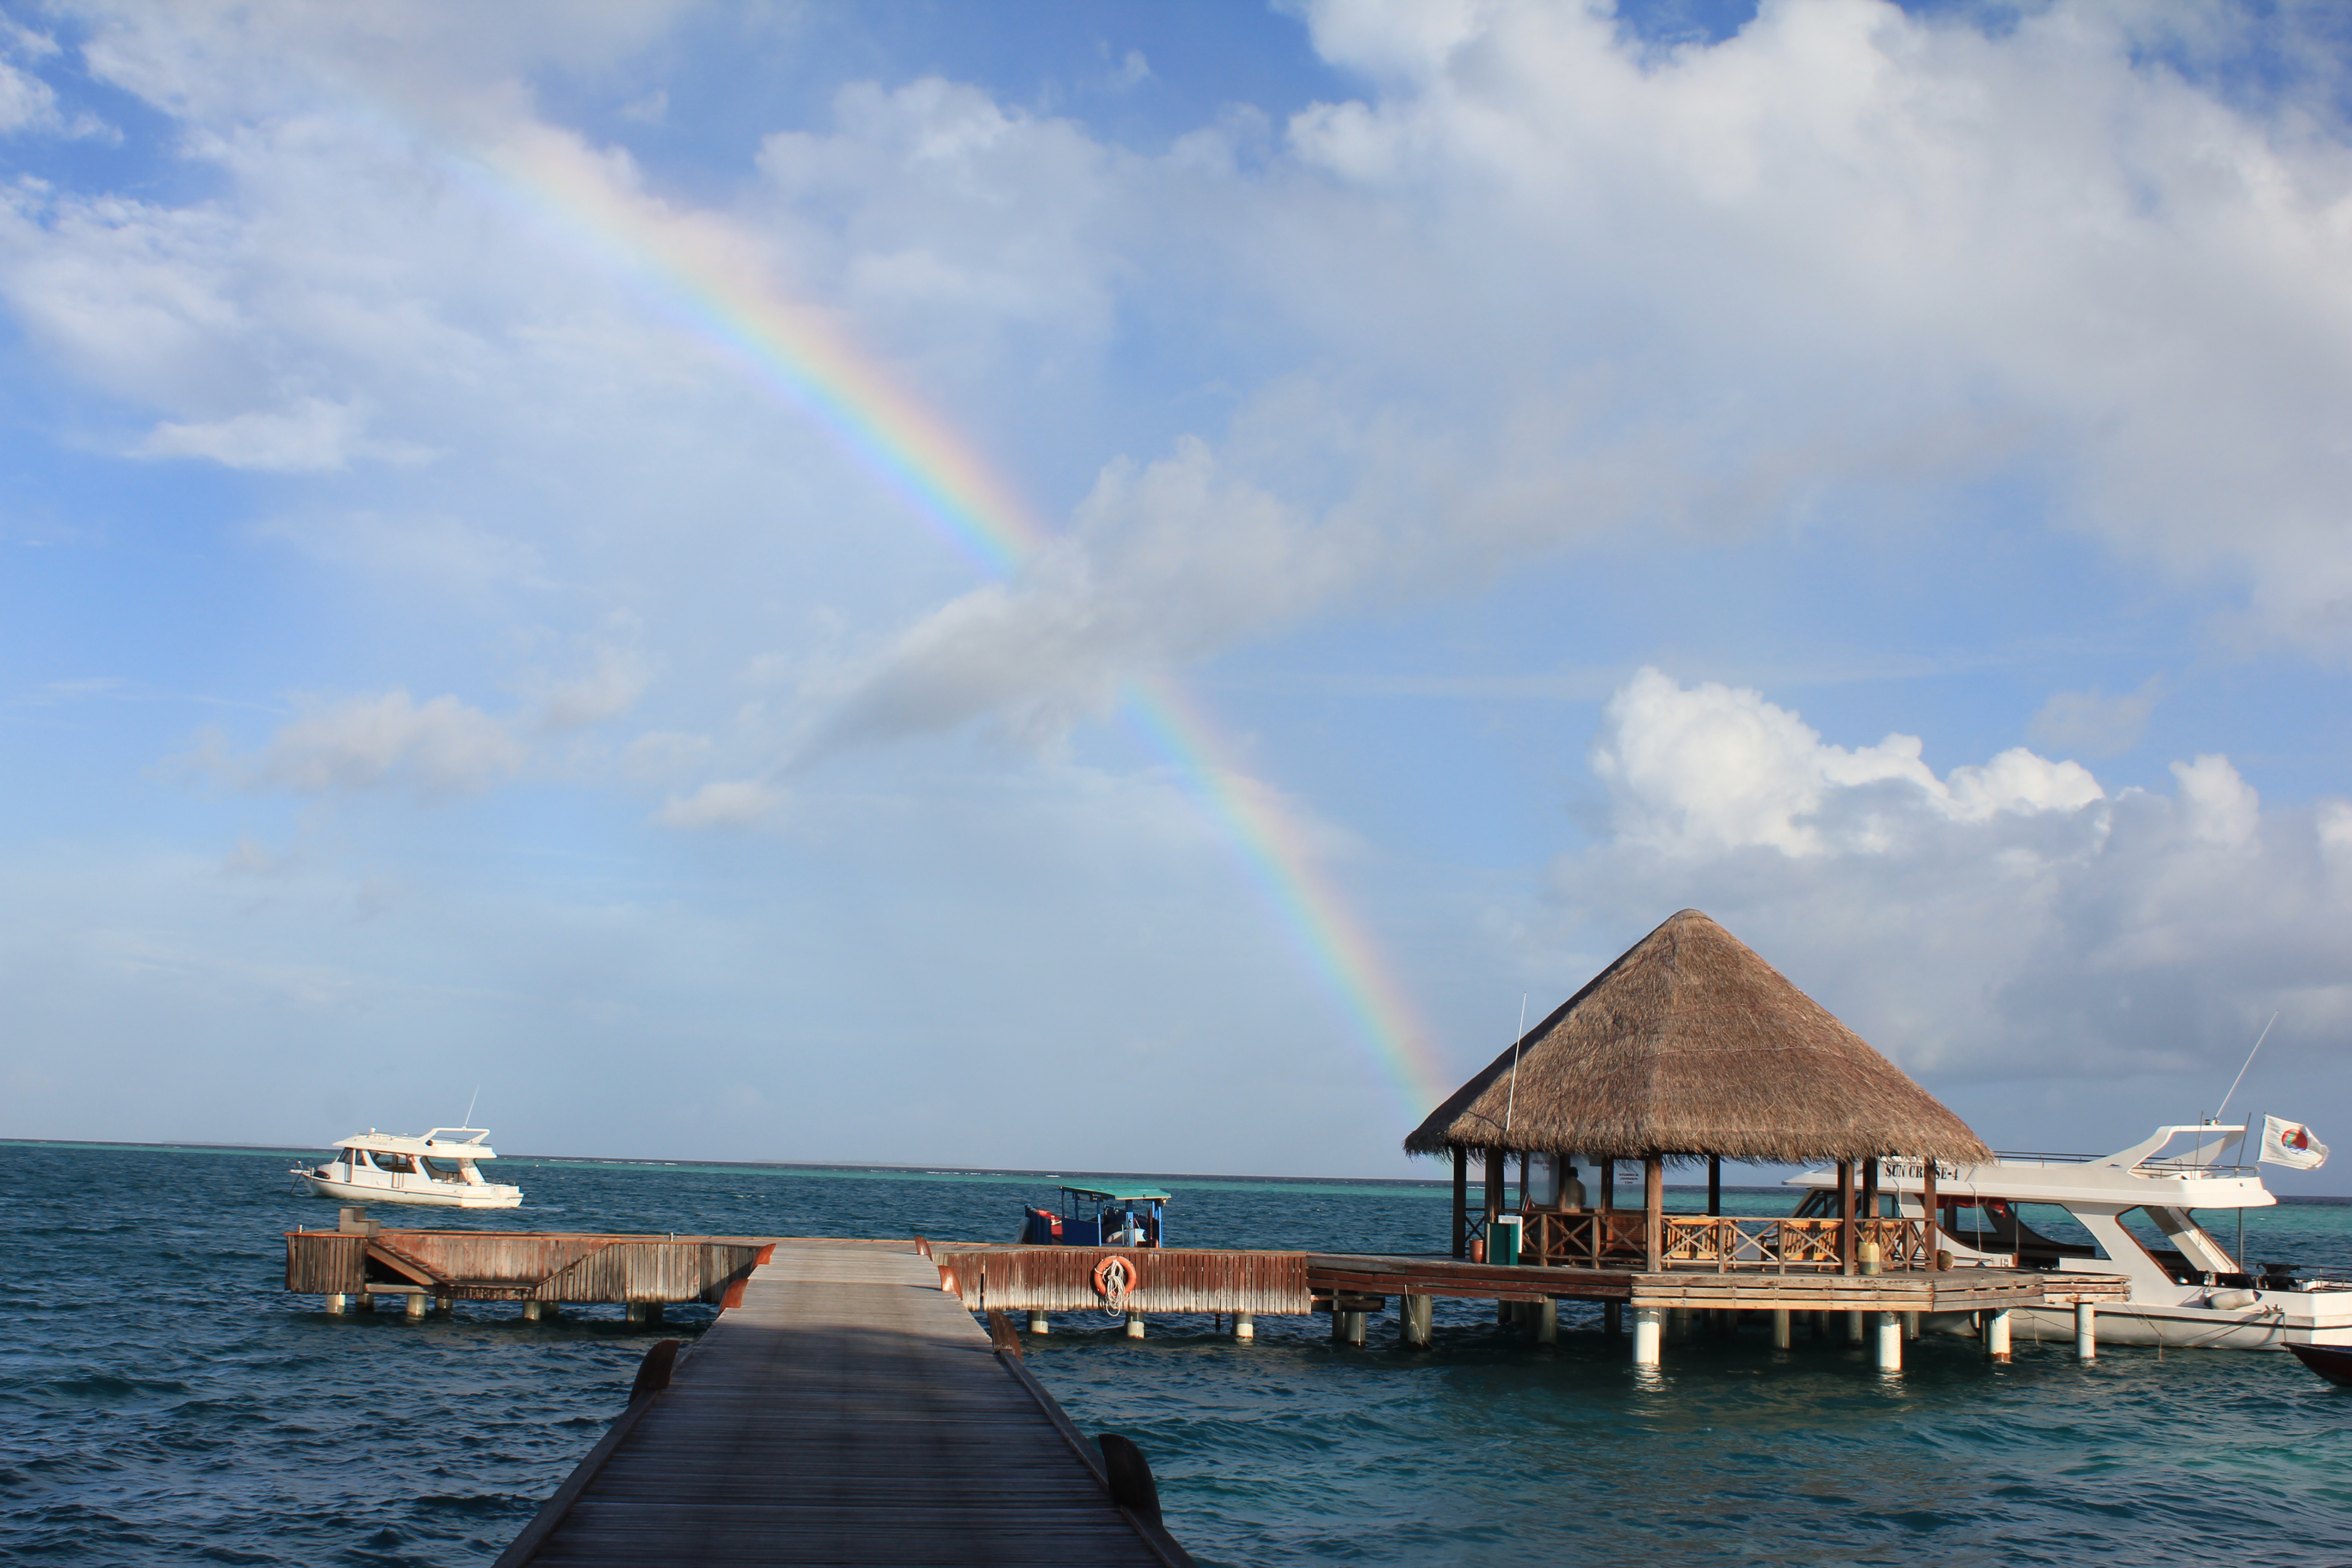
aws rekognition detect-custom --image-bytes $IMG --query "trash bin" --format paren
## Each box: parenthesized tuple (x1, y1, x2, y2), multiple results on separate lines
(1492, 1214, 1524, 1266)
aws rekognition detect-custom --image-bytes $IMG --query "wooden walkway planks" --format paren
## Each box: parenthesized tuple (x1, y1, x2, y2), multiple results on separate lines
(500, 1239, 1184, 1568)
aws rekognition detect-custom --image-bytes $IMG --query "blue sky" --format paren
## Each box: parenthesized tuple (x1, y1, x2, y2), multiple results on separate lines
(2, 0, 2348, 1187)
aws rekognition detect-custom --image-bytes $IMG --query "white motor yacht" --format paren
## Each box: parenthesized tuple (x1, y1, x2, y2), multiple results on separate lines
(290, 1127, 524, 1210)
(1788, 1124, 2352, 1350)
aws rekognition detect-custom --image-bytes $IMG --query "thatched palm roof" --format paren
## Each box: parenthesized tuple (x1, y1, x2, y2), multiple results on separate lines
(1405, 910, 1991, 1166)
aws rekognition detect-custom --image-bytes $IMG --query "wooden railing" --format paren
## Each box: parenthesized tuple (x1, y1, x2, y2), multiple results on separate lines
(1514, 1212, 1936, 1273)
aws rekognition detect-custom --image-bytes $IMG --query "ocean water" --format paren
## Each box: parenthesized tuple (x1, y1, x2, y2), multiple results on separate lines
(7, 1142, 2352, 1567)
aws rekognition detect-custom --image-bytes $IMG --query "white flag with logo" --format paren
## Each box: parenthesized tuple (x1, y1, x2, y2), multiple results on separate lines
(2261, 1115, 2329, 1171)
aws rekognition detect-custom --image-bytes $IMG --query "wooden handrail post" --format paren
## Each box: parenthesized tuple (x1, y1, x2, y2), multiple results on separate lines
(1643, 1156, 1663, 1273)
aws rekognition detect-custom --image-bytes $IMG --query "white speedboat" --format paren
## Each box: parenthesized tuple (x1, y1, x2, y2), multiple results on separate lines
(1788, 1124, 2352, 1350)
(290, 1127, 523, 1210)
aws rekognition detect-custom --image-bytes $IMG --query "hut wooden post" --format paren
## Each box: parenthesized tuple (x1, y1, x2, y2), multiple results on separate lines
(1601, 1160, 1615, 1212)
(1516, 1150, 1529, 1210)
(1836, 1160, 1855, 1274)
(1921, 1161, 1940, 1269)
(1452, 1147, 1468, 1259)
(1484, 1146, 1505, 1234)
(1706, 1156, 1721, 1218)
(1643, 1157, 1663, 1272)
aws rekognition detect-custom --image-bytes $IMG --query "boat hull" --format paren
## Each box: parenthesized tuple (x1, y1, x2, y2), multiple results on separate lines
(293, 1171, 522, 1210)
(1924, 1299, 2352, 1351)
(2288, 1343, 2352, 1385)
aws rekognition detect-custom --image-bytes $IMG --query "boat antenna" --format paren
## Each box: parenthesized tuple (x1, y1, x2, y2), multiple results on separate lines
(2213, 1013, 2279, 1124)
(463, 1084, 480, 1129)
(1502, 994, 1529, 1135)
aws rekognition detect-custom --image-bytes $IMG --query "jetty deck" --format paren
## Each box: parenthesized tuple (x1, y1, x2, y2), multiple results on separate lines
(493, 1239, 1190, 1568)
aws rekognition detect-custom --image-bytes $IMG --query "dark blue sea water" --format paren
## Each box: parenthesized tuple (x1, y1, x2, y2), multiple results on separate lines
(8, 1141, 2352, 1567)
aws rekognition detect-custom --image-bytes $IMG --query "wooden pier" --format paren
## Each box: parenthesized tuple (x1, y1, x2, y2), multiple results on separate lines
(492, 1239, 1193, 1567)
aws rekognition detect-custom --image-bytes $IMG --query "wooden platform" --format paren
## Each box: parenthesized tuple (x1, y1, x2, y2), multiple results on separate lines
(1303, 1254, 2132, 1313)
(494, 1239, 1191, 1568)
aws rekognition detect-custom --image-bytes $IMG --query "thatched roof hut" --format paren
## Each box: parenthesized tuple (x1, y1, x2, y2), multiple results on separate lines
(1405, 909, 1991, 1166)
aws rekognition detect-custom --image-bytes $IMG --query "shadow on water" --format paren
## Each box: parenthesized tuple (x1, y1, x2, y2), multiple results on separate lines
(5, 1143, 2352, 1566)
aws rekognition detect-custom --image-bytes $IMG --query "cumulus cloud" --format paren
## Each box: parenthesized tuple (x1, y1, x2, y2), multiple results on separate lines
(1552, 670, 2352, 1083)
(193, 690, 525, 799)
(528, 637, 653, 732)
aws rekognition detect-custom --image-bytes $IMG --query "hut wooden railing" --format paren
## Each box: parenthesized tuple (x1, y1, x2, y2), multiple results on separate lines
(1518, 1212, 1934, 1272)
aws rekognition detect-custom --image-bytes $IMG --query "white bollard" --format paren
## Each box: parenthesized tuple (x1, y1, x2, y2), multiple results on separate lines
(1632, 1307, 1664, 1367)
(1875, 1311, 1903, 1372)
(1027, 1311, 1049, 1334)
(2075, 1300, 2097, 1361)
(1771, 1309, 1792, 1349)
(1986, 1308, 2013, 1362)
(1234, 1312, 1254, 1341)
(1126, 1311, 1146, 1339)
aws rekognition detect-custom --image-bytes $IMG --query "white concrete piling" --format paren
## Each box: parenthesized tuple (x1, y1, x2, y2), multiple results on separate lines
(1771, 1309, 1792, 1349)
(1234, 1312, 1255, 1342)
(404, 1292, 427, 1320)
(1986, 1308, 2013, 1362)
(1904, 1311, 1921, 1341)
(1126, 1311, 1146, 1340)
(2075, 1300, 2097, 1361)
(1399, 1296, 1432, 1349)
(1532, 1299, 1557, 1344)
(1632, 1307, 1664, 1367)
(1027, 1311, 1049, 1334)
(325, 1293, 348, 1314)
(522, 1300, 543, 1322)
(1874, 1311, 1903, 1372)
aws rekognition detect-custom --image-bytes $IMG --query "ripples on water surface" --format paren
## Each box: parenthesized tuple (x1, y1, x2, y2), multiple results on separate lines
(6, 1142, 2352, 1566)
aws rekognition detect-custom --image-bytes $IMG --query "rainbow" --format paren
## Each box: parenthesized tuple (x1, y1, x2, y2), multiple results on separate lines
(460, 125, 1453, 1117)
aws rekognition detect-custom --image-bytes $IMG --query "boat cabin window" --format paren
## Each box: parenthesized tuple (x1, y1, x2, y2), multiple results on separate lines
(366, 1151, 416, 1174)
(1940, 1200, 2106, 1261)
(419, 1157, 466, 1182)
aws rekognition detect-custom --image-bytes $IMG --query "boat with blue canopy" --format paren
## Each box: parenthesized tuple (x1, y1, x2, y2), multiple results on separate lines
(1020, 1185, 1169, 1247)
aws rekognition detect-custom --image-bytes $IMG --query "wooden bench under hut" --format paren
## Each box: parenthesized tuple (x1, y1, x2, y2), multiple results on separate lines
(1403, 908, 2123, 1366)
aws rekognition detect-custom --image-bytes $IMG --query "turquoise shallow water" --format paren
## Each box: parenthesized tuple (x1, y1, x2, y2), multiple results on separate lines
(7, 1142, 2352, 1566)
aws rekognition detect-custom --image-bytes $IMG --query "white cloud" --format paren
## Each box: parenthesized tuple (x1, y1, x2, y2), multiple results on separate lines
(2030, 676, 2164, 757)
(1590, 667, 2103, 857)
(657, 778, 781, 828)
(199, 689, 525, 799)
(137, 396, 365, 472)
(1550, 670, 2352, 1084)
(529, 638, 653, 732)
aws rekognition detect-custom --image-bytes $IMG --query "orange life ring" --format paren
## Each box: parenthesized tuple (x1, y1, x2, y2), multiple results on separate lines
(1092, 1253, 1139, 1297)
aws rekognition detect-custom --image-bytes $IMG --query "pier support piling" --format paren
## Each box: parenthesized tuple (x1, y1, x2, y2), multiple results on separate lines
(1874, 1312, 1903, 1372)
(1126, 1312, 1147, 1340)
(357, 1293, 374, 1313)
(1027, 1311, 1049, 1334)
(435, 1295, 454, 1315)
(1846, 1311, 1864, 1344)
(1986, 1308, 2013, 1362)
(1904, 1311, 1921, 1341)
(1668, 1308, 1692, 1345)
(1604, 1301, 1622, 1336)
(2075, 1300, 2097, 1361)
(1771, 1309, 1791, 1350)
(1399, 1295, 1432, 1349)
(404, 1292, 426, 1320)
(325, 1294, 347, 1314)
(1233, 1312, 1254, 1342)
(624, 1302, 647, 1325)
(1632, 1307, 1664, 1367)
(523, 1300, 542, 1322)
(1533, 1299, 1557, 1344)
